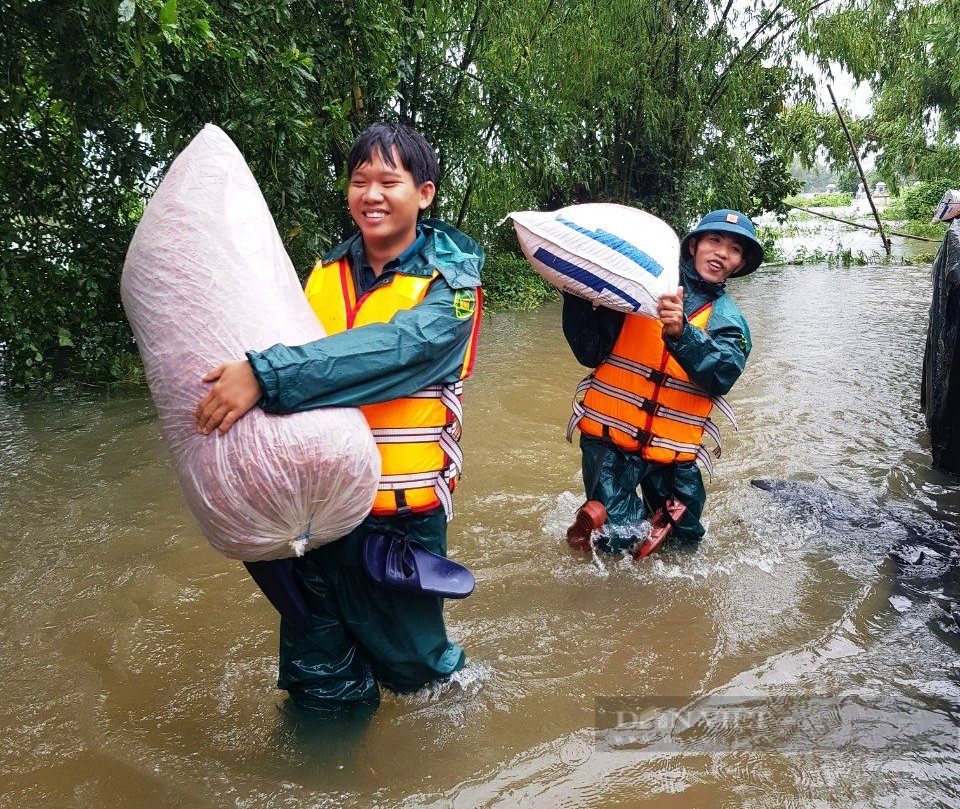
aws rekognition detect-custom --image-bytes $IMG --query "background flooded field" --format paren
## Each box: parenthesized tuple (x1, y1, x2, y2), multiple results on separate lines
(757, 204, 942, 266)
(3, 256, 960, 807)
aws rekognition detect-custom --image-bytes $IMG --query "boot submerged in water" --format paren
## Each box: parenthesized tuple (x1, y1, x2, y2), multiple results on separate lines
(566, 500, 607, 553)
(634, 500, 687, 559)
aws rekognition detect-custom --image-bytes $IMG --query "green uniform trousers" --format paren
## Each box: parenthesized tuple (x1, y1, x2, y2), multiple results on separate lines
(278, 509, 465, 712)
(580, 434, 707, 552)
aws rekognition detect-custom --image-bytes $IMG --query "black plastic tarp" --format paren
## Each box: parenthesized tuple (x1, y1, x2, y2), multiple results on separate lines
(922, 220, 960, 474)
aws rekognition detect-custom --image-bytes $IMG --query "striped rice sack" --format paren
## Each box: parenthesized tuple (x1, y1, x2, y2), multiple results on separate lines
(509, 203, 680, 316)
(933, 190, 960, 223)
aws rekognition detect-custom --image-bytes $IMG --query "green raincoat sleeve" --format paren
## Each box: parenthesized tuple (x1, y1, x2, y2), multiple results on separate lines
(663, 293, 751, 397)
(248, 276, 480, 411)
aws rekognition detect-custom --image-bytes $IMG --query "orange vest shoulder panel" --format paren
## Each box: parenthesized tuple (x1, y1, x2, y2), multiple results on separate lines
(304, 257, 472, 518)
(577, 305, 714, 463)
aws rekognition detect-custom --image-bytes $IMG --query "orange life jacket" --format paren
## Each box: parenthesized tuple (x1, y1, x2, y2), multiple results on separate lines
(567, 304, 736, 477)
(304, 257, 481, 520)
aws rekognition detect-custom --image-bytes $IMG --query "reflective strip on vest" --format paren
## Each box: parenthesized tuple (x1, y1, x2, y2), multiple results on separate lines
(568, 304, 736, 477)
(567, 391, 716, 479)
(575, 375, 724, 453)
(602, 354, 737, 426)
(304, 258, 477, 521)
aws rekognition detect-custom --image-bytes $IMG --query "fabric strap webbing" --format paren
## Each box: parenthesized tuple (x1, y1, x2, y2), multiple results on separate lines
(601, 355, 738, 428)
(584, 376, 723, 451)
(370, 381, 463, 522)
(567, 375, 720, 478)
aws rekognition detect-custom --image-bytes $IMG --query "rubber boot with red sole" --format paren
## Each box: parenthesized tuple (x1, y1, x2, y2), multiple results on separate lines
(634, 500, 687, 559)
(566, 500, 607, 553)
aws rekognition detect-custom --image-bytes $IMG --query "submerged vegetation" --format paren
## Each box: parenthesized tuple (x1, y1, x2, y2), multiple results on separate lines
(882, 180, 960, 222)
(761, 187, 949, 268)
(784, 192, 852, 208)
(779, 246, 870, 268)
(2, 0, 958, 386)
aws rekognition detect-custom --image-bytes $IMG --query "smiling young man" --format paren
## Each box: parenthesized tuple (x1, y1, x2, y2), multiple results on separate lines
(194, 122, 484, 713)
(562, 209, 763, 553)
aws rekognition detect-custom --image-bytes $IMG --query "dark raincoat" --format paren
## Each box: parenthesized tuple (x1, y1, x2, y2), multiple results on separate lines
(562, 258, 750, 549)
(246, 220, 483, 711)
(922, 221, 960, 473)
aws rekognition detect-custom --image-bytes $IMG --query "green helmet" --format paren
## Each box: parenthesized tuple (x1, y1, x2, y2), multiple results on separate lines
(680, 209, 765, 277)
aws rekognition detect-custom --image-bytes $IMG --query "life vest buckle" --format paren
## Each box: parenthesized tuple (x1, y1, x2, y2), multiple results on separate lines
(633, 427, 653, 446)
(638, 398, 659, 416)
(646, 368, 667, 386)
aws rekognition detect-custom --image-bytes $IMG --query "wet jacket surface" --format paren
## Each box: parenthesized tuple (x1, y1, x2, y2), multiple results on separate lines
(563, 258, 751, 546)
(248, 219, 484, 411)
(562, 258, 751, 395)
(243, 219, 483, 709)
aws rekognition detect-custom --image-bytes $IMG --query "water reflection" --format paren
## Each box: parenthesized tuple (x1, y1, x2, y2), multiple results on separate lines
(1, 259, 959, 806)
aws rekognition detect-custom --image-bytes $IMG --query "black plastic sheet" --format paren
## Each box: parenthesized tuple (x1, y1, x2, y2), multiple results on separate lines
(922, 221, 960, 473)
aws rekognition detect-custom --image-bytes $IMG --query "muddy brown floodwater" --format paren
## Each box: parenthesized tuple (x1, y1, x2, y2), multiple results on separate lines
(2, 258, 960, 807)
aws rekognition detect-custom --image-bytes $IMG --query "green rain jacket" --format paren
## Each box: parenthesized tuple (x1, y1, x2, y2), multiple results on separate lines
(244, 221, 482, 705)
(563, 259, 751, 545)
(562, 258, 751, 394)
(247, 219, 484, 411)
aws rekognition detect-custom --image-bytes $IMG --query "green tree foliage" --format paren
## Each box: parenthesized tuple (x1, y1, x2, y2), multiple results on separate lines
(884, 179, 960, 221)
(519, 0, 821, 223)
(2, 0, 831, 386)
(801, 0, 960, 191)
(2, 0, 349, 386)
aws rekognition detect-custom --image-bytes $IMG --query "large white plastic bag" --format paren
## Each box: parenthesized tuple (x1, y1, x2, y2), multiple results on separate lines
(509, 203, 680, 316)
(121, 124, 380, 562)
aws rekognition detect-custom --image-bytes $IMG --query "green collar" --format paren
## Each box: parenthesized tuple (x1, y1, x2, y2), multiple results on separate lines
(323, 220, 484, 290)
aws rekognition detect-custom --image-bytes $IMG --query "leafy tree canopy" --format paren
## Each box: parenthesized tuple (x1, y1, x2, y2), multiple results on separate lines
(791, 0, 960, 192)
(0, 0, 874, 387)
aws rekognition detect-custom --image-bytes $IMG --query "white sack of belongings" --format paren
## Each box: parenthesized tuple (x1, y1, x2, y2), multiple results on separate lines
(933, 189, 960, 223)
(509, 203, 680, 316)
(121, 124, 381, 562)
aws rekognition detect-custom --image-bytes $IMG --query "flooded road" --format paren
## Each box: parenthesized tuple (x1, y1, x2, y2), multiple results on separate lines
(2, 259, 960, 807)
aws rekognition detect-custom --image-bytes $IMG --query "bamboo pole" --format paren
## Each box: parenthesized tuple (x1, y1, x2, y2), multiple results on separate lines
(827, 84, 891, 255)
(787, 204, 941, 243)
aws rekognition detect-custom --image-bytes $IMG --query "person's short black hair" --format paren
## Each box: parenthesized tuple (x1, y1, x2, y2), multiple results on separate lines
(347, 122, 438, 187)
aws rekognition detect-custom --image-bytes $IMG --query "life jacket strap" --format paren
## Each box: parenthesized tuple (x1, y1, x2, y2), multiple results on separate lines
(408, 381, 465, 424)
(605, 354, 708, 393)
(695, 445, 715, 479)
(370, 426, 447, 443)
(407, 381, 465, 398)
(567, 374, 722, 454)
(567, 375, 717, 478)
(369, 381, 463, 522)
(603, 355, 737, 429)
(702, 419, 721, 458)
(377, 467, 458, 520)
(567, 375, 594, 443)
(378, 471, 447, 488)
(604, 354, 668, 385)
(709, 392, 738, 430)
(588, 377, 722, 449)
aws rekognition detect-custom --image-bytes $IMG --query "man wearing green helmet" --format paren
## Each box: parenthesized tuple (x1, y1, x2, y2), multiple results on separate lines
(563, 209, 763, 554)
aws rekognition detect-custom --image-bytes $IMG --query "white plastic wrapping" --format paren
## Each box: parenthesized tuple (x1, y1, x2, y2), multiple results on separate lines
(933, 189, 960, 223)
(121, 124, 380, 561)
(510, 203, 680, 316)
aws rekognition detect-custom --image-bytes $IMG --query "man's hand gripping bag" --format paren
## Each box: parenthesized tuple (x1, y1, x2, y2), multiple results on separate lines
(121, 124, 380, 562)
(509, 203, 680, 317)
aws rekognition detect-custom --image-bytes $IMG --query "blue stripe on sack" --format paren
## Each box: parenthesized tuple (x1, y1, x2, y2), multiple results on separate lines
(533, 248, 641, 310)
(555, 215, 664, 277)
